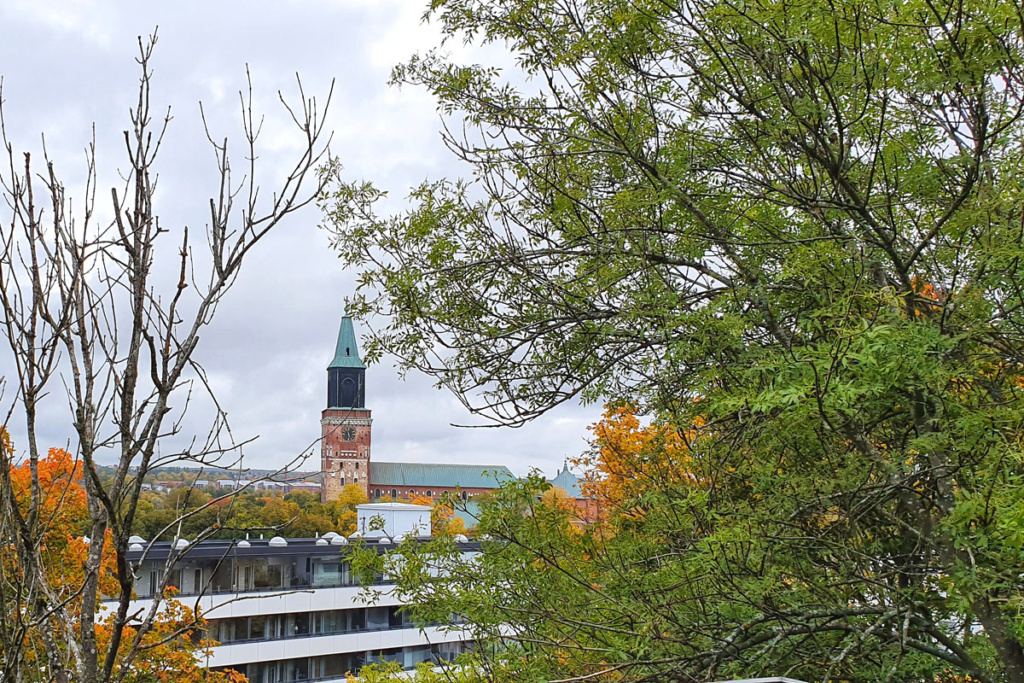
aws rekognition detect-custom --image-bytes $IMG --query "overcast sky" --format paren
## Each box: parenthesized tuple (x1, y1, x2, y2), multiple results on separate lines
(0, 0, 599, 478)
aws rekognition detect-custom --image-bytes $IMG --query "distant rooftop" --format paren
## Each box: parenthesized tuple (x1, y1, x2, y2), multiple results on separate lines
(370, 462, 514, 489)
(549, 465, 585, 498)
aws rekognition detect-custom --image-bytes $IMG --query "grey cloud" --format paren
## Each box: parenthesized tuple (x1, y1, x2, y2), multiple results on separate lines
(0, 0, 599, 481)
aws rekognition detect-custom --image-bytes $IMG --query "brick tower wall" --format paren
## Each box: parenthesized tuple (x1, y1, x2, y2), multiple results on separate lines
(321, 408, 372, 503)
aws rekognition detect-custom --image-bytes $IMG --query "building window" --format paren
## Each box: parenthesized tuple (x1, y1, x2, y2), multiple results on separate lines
(354, 476, 359, 484)
(355, 462, 360, 470)
(374, 489, 381, 499)
(340, 476, 345, 485)
(425, 490, 432, 497)
(461, 491, 468, 501)
(391, 489, 397, 499)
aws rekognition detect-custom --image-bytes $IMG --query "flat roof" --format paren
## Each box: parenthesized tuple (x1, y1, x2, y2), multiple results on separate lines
(125, 536, 481, 562)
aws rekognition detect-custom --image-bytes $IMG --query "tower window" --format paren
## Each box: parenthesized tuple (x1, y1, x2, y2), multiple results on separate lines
(340, 477, 345, 485)
(354, 476, 359, 483)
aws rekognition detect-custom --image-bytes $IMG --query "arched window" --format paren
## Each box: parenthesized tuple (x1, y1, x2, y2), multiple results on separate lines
(409, 489, 415, 497)
(340, 376, 357, 407)
(374, 489, 381, 499)
(425, 490, 432, 497)
(461, 491, 468, 501)
(354, 476, 359, 484)
(391, 489, 397, 499)
(340, 476, 345, 485)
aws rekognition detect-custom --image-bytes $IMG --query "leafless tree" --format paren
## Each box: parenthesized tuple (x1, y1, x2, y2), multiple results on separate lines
(0, 33, 332, 682)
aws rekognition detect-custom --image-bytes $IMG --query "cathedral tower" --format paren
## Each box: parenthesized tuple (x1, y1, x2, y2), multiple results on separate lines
(321, 315, 371, 502)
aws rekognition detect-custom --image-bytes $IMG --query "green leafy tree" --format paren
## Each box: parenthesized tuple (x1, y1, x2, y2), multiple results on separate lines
(323, 0, 1024, 680)
(345, 659, 475, 683)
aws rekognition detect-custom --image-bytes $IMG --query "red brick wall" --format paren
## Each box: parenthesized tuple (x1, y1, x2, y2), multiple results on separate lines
(367, 485, 497, 502)
(321, 408, 372, 502)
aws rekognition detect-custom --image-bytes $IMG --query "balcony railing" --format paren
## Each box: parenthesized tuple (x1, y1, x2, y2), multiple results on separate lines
(212, 619, 449, 647)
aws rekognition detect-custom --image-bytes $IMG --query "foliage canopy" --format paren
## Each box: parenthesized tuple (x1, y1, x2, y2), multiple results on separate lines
(323, 0, 1024, 680)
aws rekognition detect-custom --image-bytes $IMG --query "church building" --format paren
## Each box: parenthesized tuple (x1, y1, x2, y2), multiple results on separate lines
(320, 316, 514, 504)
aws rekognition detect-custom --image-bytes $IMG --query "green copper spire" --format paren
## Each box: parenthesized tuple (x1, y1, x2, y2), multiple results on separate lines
(328, 316, 365, 369)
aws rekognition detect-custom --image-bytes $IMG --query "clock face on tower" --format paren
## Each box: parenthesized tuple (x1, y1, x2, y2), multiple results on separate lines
(341, 427, 356, 442)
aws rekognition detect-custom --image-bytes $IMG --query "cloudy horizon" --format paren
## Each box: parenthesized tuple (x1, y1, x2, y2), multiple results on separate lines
(0, 0, 600, 479)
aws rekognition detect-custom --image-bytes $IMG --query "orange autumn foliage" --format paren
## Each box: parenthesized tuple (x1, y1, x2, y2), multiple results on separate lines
(910, 276, 946, 317)
(422, 496, 468, 536)
(540, 485, 581, 515)
(576, 405, 700, 509)
(6, 447, 119, 603)
(96, 598, 246, 683)
(3, 443, 245, 682)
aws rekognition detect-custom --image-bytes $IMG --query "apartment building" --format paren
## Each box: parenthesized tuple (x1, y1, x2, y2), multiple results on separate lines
(113, 504, 472, 682)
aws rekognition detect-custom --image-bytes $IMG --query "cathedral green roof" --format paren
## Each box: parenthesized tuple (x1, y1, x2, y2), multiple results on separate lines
(328, 316, 365, 369)
(370, 462, 514, 489)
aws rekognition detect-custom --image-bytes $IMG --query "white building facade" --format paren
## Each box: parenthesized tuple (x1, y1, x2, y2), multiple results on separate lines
(111, 505, 471, 682)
